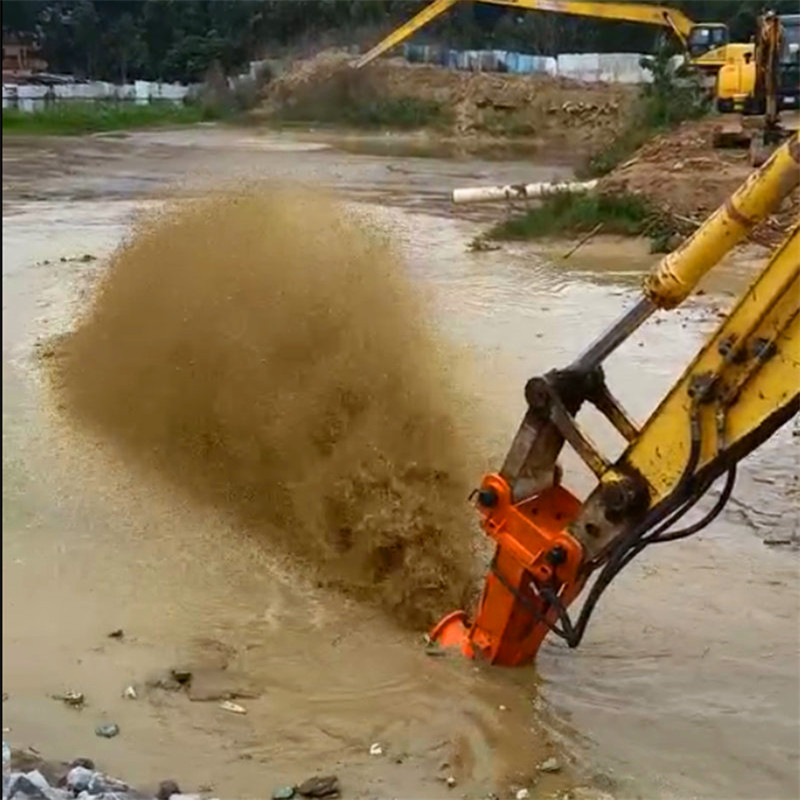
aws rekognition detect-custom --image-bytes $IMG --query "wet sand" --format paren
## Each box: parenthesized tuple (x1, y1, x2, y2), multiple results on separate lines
(3, 125, 798, 800)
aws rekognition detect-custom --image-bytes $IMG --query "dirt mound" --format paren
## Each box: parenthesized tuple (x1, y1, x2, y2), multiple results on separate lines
(46, 186, 480, 628)
(268, 47, 353, 96)
(599, 119, 799, 246)
(262, 49, 636, 152)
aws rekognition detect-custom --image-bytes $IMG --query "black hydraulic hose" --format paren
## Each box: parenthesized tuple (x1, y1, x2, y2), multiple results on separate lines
(565, 409, 704, 640)
(615, 465, 736, 573)
(538, 407, 706, 648)
(533, 408, 739, 650)
(650, 465, 737, 543)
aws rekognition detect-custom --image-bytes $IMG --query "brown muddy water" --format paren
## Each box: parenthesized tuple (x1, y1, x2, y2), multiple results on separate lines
(3, 126, 799, 800)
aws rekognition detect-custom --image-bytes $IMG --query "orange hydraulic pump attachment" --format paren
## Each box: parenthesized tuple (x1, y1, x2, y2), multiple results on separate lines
(429, 365, 621, 666)
(430, 133, 800, 667)
(431, 476, 586, 666)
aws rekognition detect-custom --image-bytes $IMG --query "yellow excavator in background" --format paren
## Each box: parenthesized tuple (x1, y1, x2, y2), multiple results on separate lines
(429, 133, 800, 665)
(714, 11, 799, 164)
(354, 0, 750, 75)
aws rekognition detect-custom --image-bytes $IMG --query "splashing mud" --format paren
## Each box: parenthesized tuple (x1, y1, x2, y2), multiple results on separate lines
(48, 186, 480, 627)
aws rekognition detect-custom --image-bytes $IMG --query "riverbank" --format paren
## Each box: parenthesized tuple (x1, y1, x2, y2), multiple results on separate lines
(4, 740, 618, 800)
(476, 120, 798, 251)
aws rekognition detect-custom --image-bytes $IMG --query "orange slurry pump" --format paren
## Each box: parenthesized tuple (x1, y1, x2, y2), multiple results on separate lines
(430, 475, 585, 666)
(429, 134, 800, 667)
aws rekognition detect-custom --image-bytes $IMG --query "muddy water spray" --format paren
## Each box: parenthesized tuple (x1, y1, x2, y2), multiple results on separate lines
(51, 186, 479, 626)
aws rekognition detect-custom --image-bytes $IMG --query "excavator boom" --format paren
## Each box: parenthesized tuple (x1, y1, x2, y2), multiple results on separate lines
(480, 0, 693, 37)
(355, 0, 700, 69)
(431, 133, 800, 666)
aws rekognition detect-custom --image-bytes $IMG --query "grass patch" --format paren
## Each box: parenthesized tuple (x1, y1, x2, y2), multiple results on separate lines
(484, 190, 681, 252)
(2, 101, 226, 136)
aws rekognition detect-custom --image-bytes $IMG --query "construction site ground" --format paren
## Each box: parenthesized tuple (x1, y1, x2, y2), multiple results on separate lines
(3, 66, 798, 800)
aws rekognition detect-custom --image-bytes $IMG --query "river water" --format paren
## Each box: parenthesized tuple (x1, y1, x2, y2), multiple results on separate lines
(2, 127, 798, 800)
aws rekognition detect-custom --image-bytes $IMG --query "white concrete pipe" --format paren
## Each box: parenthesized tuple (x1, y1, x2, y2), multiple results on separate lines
(451, 179, 598, 205)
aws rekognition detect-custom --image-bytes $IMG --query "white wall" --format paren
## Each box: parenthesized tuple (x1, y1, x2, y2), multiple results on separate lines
(3, 79, 199, 110)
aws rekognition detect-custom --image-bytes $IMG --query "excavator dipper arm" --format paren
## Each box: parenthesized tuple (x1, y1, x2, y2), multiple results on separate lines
(431, 133, 800, 666)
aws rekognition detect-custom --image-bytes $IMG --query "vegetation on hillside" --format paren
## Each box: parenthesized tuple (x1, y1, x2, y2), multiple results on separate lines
(578, 47, 710, 178)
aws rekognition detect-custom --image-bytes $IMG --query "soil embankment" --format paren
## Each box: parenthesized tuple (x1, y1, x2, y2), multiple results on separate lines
(258, 49, 636, 154)
(599, 119, 800, 247)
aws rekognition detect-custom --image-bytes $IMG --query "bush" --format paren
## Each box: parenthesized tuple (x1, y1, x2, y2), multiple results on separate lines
(484, 190, 680, 248)
(578, 48, 710, 178)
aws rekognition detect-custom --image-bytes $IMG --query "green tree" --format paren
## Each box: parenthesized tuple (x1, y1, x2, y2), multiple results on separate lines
(105, 11, 146, 83)
(71, 0, 100, 78)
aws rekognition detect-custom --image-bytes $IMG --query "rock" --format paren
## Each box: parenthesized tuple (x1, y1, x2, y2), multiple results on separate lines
(538, 756, 561, 773)
(445, 776, 456, 788)
(8, 771, 58, 800)
(218, 701, 246, 715)
(22, 771, 51, 794)
(67, 760, 95, 772)
(167, 795, 202, 800)
(296, 775, 339, 798)
(515, 790, 529, 800)
(7, 774, 47, 800)
(94, 723, 119, 739)
(107, 630, 124, 640)
(271, 788, 295, 800)
(156, 780, 181, 800)
(368, 743, 383, 756)
(170, 669, 192, 686)
(9, 752, 62, 786)
(52, 692, 85, 709)
(86, 774, 108, 796)
(90, 775, 128, 796)
(122, 686, 137, 700)
(66, 767, 93, 793)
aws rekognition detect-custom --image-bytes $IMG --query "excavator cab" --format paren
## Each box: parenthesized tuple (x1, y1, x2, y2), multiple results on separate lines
(686, 23, 731, 68)
(687, 23, 729, 57)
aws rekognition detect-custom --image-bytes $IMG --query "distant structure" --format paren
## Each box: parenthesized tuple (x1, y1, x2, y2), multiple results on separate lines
(2, 33, 48, 80)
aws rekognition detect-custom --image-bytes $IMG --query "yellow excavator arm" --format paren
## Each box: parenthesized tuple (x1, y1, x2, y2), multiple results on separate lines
(429, 133, 800, 666)
(355, 0, 459, 69)
(355, 0, 706, 69)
